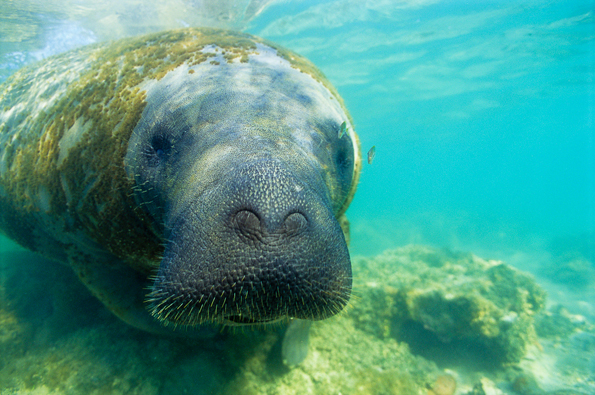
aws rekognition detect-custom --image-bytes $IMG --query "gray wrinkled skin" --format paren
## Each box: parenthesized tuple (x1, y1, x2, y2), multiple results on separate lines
(125, 43, 355, 327)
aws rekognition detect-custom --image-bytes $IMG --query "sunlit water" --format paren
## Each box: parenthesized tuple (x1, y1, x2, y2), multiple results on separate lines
(0, 0, 593, 393)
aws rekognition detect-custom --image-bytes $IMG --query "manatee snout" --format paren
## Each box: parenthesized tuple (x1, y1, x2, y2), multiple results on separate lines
(149, 160, 352, 326)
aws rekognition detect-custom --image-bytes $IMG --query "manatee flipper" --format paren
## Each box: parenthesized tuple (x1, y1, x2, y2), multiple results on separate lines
(282, 319, 313, 366)
(67, 252, 165, 333)
(68, 252, 217, 338)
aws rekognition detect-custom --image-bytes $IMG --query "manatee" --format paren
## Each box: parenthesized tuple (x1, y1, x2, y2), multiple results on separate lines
(0, 28, 361, 355)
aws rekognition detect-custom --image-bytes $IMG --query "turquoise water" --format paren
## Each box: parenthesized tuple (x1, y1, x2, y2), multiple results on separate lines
(249, 1, 595, 258)
(0, 1, 592, 257)
(249, 1, 595, 297)
(0, 0, 594, 393)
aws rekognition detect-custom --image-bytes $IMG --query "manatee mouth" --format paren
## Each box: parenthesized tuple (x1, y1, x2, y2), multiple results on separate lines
(147, 161, 352, 327)
(147, 235, 352, 327)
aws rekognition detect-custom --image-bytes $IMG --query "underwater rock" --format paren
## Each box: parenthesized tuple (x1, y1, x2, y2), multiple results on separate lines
(534, 305, 586, 339)
(466, 377, 504, 395)
(427, 373, 457, 395)
(544, 254, 595, 288)
(0, 245, 440, 394)
(352, 245, 547, 366)
(5, 243, 592, 394)
(220, 311, 437, 395)
(545, 233, 595, 289)
(511, 371, 542, 395)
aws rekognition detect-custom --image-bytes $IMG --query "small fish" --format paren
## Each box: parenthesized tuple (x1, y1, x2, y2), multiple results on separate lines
(367, 146, 376, 164)
(338, 121, 347, 139)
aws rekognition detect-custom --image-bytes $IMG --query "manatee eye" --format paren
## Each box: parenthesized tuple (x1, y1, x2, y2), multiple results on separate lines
(334, 144, 354, 199)
(146, 135, 172, 167)
(335, 147, 353, 174)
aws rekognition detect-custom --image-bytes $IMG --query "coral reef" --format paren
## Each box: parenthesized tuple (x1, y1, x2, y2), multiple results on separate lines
(2, 244, 593, 394)
(352, 245, 546, 366)
(0, 249, 440, 394)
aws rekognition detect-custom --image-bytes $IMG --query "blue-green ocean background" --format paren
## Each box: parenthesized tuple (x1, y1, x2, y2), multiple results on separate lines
(0, 0, 594, 392)
(254, 0, 595, 277)
(0, 0, 593, 329)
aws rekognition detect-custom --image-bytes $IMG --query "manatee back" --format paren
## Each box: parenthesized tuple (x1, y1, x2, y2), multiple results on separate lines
(0, 28, 360, 272)
(0, 31, 217, 269)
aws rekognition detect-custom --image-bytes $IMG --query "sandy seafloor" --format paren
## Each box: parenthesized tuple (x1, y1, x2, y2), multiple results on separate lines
(1, 234, 593, 395)
(1, 0, 594, 394)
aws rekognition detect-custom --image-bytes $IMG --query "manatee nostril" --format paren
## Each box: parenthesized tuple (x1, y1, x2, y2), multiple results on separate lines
(284, 212, 308, 235)
(234, 209, 262, 239)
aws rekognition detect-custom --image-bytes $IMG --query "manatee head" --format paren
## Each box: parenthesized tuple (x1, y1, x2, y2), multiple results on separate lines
(125, 43, 358, 327)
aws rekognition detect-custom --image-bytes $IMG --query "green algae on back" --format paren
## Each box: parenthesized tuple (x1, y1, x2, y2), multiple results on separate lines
(0, 28, 269, 269)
